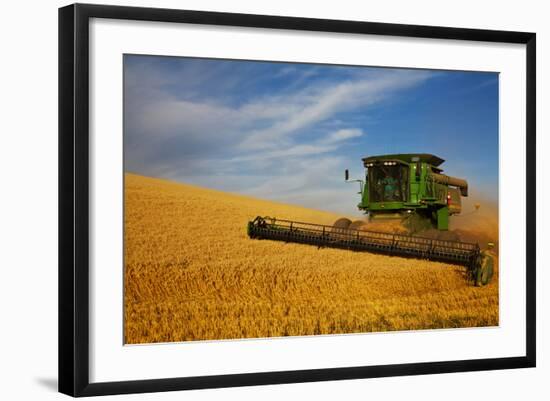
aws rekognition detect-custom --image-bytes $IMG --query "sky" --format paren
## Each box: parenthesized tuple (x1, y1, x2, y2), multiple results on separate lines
(124, 55, 499, 216)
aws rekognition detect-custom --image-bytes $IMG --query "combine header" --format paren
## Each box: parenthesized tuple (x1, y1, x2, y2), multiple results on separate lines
(247, 153, 495, 286)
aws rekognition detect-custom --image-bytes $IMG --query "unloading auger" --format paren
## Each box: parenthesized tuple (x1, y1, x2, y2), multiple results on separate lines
(247, 154, 495, 286)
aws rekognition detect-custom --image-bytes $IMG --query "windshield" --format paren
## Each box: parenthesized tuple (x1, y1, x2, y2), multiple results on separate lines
(368, 164, 409, 202)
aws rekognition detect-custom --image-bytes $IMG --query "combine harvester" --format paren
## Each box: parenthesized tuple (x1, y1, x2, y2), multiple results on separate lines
(248, 154, 495, 286)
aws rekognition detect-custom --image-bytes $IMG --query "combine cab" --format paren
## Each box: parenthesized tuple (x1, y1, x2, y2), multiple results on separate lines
(356, 153, 468, 231)
(248, 153, 495, 286)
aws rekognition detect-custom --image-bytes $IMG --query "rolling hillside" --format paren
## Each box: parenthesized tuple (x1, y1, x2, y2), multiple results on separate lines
(124, 173, 498, 344)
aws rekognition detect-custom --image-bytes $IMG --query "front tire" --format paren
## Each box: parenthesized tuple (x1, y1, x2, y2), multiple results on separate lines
(332, 218, 352, 233)
(480, 255, 494, 285)
(348, 220, 366, 230)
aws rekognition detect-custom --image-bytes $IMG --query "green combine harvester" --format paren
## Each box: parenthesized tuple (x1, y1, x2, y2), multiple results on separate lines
(353, 153, 467, 231)
(248, 153, 495, 286)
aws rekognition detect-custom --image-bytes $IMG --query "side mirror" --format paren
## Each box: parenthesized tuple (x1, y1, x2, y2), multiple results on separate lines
(345, 169, 349, 181)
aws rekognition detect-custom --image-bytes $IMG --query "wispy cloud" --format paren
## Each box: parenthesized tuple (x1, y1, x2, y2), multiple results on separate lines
(322, 128, 364, 144)
(238, 71, 431, 151)
(123, 57, 452, 214)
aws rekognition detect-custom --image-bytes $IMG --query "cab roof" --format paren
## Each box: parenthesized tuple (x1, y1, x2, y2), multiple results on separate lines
(362, 153, 445, 167)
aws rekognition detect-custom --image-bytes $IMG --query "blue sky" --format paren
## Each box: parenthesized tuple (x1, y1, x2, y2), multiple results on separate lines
(124, 55, 499, 216)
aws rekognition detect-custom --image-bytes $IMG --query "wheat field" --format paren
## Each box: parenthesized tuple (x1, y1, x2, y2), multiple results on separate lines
(124, 173, 499, 344)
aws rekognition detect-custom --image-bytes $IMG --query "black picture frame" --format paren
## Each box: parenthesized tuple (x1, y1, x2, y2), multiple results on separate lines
(59, 3, 536, 397)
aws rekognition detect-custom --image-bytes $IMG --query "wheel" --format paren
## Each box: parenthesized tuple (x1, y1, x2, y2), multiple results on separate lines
(474, 266, 483, 287)
(348, 220, 366, 231)
(480, 255, 494, 285)
(473, 254, 483, 286)
(331, 217, 352, 233)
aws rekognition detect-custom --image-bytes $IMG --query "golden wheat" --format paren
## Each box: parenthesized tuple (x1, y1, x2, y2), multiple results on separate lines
(124, 173, 499, 344)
